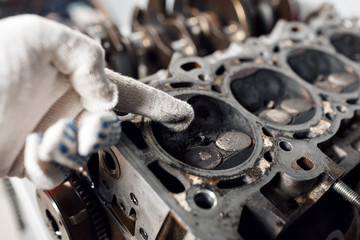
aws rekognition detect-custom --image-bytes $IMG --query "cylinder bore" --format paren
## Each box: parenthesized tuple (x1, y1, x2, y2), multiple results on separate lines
(288, 48, 359, 93)
(230, 68, 315, 125)
(152, 95, 255, 170)
(330, 33, 360, 63)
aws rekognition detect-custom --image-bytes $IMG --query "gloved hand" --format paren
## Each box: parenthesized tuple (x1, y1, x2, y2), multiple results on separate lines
(0, 15, 194, 189)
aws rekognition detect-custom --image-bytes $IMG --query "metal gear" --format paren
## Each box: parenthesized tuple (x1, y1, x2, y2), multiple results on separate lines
(37, 172, 110, 240)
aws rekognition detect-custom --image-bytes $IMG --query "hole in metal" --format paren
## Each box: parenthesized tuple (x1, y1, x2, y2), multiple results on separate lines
(336, 105, 347, 113)
(287, 199, 299, 209)
(170, 82, 193, 88)
(181, 61, 201, 71)
(140, 228, 148, 240)
(122, 121, 148, 150)
(264, 151, 273, 162)
(293, 131, 315, 139)
(103, 151, 116, 171)
(291, 26, 301, 32)
(101, 150, 121, 179)
(346, 98, 358, 104)
(217, 176, 248, 189)
(273, 45, 280, 53)
(194, 189, 217, 209)
(211, 84, 221, 93)
(279, 141, 293, 151)
(296, 157, 314, 171)
(239, 58, 253, 62)
(198, 74, 205, 81)
(130, 193, 138, 206)
(148, 161, 185, 193)
(262, 127, 273, 137)
(114, 109, 128, 116)
(325, 113, 334, 121)
(215, 65, 225, 75)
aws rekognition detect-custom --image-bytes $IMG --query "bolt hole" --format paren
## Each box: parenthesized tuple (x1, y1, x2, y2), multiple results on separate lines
(103, 152, 116, 171)
(239, 57, 253, 62)
(279, 141, 293, 151)
(273, 45, 280, 53)
(211, 84, 221, 93)
(336, 105, 347, 113)
(170, 82, 193, 88)
(181, 61, 201, 71)
(102, 150, 120, 178)
(262, 127, 273, 137)
(140, 228, 148, 240)
(215, 65, 225, 75)
(291, 26, 301, 32)
(297, 157, 314, 171)
(264, 151, 273, 162)
(194, 189, 217, 209)
(293, 131, 315, 139)
(130, 193, 138, 206)
(347, 98, 358, 104)
(325, 113, 334, 120)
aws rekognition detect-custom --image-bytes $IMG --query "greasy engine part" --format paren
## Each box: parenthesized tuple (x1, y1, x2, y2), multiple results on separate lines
(90, 0, 298, 78)
(36, 171, 110, 240)
(89, 6, 360, 240)
(35, 3, 360, 240)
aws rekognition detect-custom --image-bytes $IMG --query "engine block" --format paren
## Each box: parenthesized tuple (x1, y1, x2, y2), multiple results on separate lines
(36, 3, 360, 240)
(92, 7, 360, 240)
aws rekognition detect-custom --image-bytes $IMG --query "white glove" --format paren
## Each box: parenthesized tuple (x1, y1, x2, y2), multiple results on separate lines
(0, 15, 194, 189)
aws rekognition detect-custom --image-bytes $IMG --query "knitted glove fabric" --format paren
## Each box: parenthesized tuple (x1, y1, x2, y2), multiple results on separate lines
(0, 15, 194, 189)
